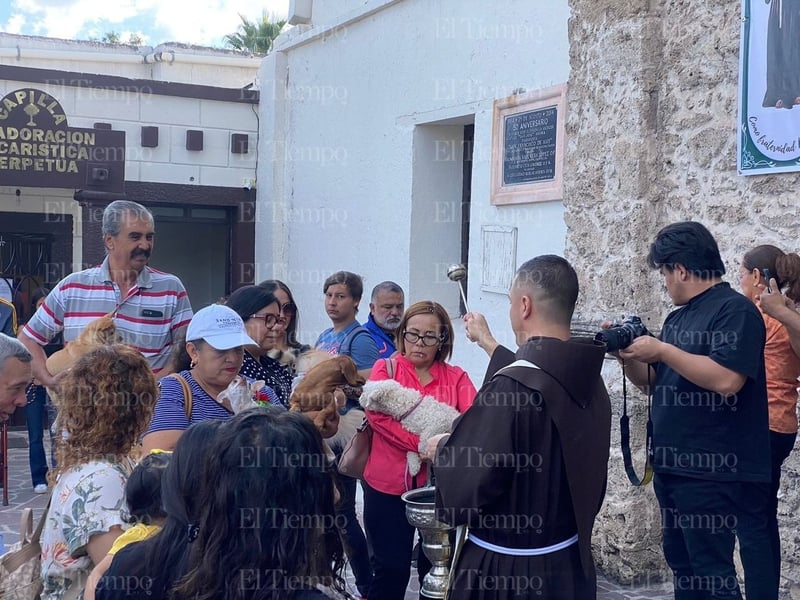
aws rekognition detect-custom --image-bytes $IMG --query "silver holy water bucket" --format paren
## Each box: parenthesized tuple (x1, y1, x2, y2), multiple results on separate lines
(401, 486, 454, 599)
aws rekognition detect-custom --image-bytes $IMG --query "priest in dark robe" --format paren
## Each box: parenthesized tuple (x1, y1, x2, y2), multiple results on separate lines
(762, 0, 800, 108)
(428, 255, 611, 599)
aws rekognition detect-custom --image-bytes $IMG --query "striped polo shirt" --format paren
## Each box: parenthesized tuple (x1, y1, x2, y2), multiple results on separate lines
(23, 257, 192, 373)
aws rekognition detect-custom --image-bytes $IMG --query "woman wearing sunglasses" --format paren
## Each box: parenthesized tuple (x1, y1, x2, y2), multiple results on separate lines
(363, 300, 477, 599)
(258, 279, 310, 381)
(224, 285, 291, 407)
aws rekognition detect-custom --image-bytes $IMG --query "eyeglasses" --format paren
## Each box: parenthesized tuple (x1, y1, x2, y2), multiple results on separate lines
(280, 302, 297, 316)
(403, 331, 442, 347)
(250, 313, 283, 327)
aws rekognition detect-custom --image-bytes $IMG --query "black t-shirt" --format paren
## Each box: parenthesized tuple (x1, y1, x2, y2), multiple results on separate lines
(651, 282, 770, 482)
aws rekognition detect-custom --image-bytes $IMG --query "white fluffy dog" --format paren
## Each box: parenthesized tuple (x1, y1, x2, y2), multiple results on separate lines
(360, 379, 460, 476)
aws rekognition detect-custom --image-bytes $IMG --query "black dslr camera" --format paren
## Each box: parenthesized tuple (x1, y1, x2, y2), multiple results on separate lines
(595, 316, 649, 352)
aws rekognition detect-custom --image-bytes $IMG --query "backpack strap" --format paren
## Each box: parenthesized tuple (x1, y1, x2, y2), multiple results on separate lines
(339, 325, 370, 358)
(166, 374, 193, 422)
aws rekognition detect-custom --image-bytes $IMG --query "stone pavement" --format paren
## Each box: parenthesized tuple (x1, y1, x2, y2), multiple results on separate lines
(0, 429, 50, 552)
(0, 428, 674, 599)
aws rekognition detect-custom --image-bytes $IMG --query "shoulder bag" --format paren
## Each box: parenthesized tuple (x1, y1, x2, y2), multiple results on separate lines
(337, 358, 395, 478)
(166, 373, 193, 421)
(0, 503, 49, 600)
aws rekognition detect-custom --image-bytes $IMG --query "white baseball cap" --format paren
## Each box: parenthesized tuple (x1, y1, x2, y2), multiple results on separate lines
(186, 304, 258, 350)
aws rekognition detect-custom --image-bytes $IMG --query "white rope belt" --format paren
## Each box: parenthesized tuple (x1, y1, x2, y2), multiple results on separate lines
(468, 532, 578, 557)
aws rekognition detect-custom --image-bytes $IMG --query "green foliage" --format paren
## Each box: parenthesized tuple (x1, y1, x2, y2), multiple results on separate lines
(97, 31, 144, 46)
(223, 12, 287, 55)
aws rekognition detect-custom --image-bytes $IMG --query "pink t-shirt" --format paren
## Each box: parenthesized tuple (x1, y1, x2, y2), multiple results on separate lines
(364, 355, 476, 495)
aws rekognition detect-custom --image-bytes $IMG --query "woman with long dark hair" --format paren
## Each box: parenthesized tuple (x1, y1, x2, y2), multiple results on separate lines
(95, 420, 224, 600)
(258, 279, 310, 376)
(225, 285, 290, 406)
(173, 408, 345, 600)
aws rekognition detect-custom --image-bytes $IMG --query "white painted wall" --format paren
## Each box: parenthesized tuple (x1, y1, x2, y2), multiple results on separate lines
(0, 77, 257, 190)
(0, 34, 260, 87)
(0, 36, 260, 193)
(257, 0, 571, 382)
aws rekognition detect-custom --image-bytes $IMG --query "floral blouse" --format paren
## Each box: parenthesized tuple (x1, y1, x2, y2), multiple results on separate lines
(40, 459, 131, 600)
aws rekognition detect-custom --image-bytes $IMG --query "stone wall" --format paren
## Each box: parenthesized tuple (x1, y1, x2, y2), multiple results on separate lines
(565, 0, 800, 595)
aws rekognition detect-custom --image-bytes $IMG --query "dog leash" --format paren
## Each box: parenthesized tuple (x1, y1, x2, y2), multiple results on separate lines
(398, 396, 424, 421)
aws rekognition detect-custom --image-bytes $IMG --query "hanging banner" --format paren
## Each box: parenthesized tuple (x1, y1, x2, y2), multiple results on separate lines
(738, 0, 800, 175)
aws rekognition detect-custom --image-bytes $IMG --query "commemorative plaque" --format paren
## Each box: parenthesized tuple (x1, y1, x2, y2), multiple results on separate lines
(502, 106, 557, 185)
(491, 85, 566, 205)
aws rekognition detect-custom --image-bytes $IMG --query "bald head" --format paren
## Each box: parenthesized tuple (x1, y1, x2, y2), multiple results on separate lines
(512, 255, 578, 327)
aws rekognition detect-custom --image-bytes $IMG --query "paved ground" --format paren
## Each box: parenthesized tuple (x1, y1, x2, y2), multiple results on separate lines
(0, 429, 50, 552)
(1, 428, 674, 598)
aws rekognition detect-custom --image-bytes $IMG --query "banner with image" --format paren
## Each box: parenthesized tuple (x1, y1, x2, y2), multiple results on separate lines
(738, 0, 800, 175)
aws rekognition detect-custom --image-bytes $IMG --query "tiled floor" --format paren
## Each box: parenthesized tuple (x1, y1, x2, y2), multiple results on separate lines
(1, 429, 673, 598)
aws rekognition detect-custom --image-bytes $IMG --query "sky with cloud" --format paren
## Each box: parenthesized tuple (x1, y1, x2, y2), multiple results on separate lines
(0, 0, 290, 47)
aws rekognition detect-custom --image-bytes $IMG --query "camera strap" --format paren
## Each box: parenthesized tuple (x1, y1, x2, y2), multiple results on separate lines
(619, 362, 653, 486)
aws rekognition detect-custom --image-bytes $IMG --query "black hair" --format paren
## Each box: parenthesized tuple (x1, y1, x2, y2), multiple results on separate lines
(514, 255, 579, 325)
(141, 421, 224, 590)
(96, 421, 224, 598)
(167, 329, 192, 373)
(647, 221, 725, 279)
(173, 408, 345, 600)
(124, 452, 171, 525)
(30, 287, 50, 309)
(225, 285, 279, 322)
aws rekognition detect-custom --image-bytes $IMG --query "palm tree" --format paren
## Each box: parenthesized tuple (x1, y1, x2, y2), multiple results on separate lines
(224, 12, 287, 55)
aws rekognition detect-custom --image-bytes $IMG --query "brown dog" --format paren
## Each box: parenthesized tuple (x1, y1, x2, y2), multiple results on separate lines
(290, 355, 365, 438)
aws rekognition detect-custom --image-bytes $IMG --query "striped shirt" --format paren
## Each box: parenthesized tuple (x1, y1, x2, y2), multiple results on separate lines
(145, 370, 279, 434)
(146, 370, 234, 434)
(22, 257, 192, 373)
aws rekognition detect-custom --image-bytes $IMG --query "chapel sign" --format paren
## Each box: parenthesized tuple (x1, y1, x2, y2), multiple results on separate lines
(0, 88, 125, 191)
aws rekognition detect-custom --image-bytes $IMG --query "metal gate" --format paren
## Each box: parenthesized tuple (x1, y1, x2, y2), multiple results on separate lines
(0, 232, 51, 327)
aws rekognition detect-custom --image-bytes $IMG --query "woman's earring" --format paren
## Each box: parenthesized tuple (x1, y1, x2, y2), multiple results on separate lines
(190, 359, 198, 369)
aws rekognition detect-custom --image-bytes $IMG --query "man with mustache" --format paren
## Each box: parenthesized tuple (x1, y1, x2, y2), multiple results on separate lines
(364, 281, 405, 359)
(19, 200, 192, 385)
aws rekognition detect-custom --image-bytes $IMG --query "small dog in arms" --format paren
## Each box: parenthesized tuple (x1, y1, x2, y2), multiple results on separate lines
(360, 379, 459, 476)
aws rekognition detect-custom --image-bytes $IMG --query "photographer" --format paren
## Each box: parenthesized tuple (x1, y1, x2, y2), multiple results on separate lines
(617, 222, 773, 600)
